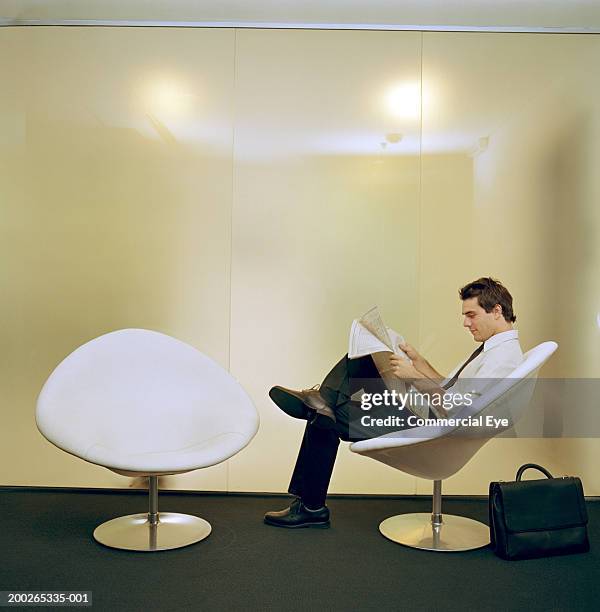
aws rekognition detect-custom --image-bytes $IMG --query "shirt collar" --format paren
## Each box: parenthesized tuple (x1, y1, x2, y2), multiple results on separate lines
(483, 329, 519, 352)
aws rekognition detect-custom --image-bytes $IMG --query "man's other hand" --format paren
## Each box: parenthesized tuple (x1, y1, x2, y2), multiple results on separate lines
(390, 353, 419, 380)
(399, 342, 444, 381)
(399, 342, 424, 367)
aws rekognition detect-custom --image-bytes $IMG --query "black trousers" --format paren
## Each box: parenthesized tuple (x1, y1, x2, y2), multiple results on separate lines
(288, 354, 411, 508)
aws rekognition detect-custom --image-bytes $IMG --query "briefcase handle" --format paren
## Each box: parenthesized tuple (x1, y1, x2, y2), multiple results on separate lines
(516, 463, 554, 481)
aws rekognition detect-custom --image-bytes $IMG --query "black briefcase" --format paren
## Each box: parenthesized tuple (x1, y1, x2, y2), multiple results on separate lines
(489, 463, 590, 560)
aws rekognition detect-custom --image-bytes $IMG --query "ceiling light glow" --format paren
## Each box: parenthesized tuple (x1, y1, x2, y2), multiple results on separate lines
(385, 83, 421, 119)
(143, 77, 195, 117)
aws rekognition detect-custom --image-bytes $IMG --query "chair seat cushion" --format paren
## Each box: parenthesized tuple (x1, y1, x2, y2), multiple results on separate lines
(36, 329, 259, 472)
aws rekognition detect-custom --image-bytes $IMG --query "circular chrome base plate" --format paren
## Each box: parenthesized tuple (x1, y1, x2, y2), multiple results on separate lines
(379, 513, 489, 552)
(93, 512, 211, 551)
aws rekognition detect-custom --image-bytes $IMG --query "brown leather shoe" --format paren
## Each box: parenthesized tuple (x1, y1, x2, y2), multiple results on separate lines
(269, 385, 336, 427)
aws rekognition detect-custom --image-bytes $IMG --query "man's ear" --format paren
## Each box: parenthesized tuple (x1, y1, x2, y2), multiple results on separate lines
(493, 304, 503, 319)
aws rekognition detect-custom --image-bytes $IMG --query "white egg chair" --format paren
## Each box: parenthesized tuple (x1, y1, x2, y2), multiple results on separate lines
(36, 329, 259, 552)
(350, 341, 557, 552)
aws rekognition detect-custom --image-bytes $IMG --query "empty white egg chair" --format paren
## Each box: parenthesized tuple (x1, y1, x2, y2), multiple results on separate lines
(350, 341, 557, 552)
(36, 328, 259, 552)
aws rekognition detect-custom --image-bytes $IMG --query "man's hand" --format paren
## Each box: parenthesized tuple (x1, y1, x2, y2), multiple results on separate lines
(399, 341, 444, 380)
(390, 353, 420, 381)
(399, 342, 424, 368)
(391, 352, 450, 418)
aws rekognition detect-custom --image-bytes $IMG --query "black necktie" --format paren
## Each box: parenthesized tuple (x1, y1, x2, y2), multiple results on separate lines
(442, 344, 484, 390)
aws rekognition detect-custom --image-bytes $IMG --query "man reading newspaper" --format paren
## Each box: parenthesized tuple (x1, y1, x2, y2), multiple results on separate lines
(264, 277, 523, 528)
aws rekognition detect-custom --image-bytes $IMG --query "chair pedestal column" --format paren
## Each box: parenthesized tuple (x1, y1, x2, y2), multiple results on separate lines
(93, 476, 212, 552)
(379, 479, 489, 552)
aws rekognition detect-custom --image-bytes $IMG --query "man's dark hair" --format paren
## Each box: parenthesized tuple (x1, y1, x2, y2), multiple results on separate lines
(459, 277, 516, 323)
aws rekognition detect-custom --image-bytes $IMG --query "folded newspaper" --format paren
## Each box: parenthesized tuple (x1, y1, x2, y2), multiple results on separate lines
(348, 306, 409, 360)
(348, 306, 430, 419)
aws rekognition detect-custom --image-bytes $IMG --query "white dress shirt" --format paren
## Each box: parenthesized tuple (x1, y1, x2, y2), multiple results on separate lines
(443, 329, 524, 405)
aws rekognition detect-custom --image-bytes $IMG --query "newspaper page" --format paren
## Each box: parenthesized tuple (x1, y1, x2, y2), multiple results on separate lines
(347, 306, 428, 419)
(348, 306, 409, 360)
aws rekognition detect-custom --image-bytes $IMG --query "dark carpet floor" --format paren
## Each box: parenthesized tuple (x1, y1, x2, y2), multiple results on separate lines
(1, 488, 598, 612)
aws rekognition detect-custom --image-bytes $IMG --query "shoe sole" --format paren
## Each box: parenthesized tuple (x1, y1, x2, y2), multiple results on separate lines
(269, 387, 337, 431)
(263, 517, 330, 529)
(269, 386, 309, 420)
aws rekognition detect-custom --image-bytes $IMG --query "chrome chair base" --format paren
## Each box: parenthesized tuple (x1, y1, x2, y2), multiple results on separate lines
(93, 512, 212, 551)
(379, 512, 489, 551)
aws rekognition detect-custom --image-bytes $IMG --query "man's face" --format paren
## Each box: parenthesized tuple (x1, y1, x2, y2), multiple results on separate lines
(461, 297, 501, 342)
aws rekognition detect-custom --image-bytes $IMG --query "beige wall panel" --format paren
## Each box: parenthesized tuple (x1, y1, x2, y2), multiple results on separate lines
(420, 32, 600, 494)
(2, 25, 598, 497)
(548, 439, 600, 494)
(0, 27, 235, 490)
(227, 29, 422, 494)
(418, 153, 474, 372)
